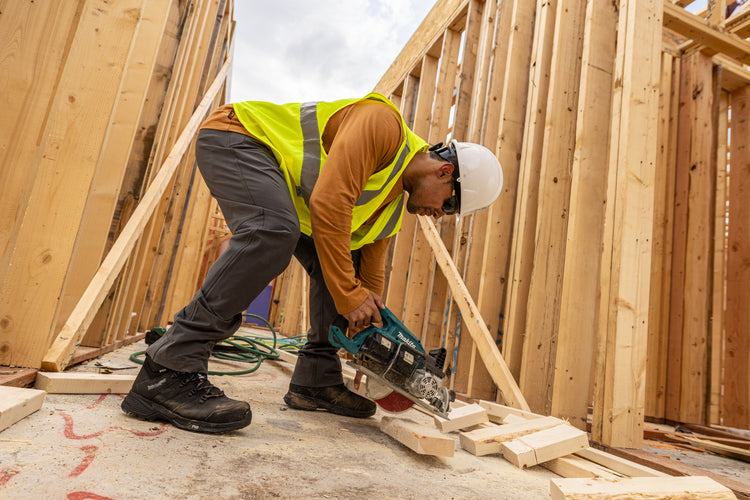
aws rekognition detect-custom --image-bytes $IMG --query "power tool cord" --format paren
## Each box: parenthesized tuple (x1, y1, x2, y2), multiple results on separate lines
(128, 314, 306, 376)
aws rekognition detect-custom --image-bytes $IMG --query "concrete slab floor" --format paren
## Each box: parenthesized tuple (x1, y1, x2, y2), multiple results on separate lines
(0, 341, 555, 499)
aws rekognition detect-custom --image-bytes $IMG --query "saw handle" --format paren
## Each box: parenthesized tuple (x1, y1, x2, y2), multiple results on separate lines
(329, 315, 358, 353)
(329, 307, 392, 354)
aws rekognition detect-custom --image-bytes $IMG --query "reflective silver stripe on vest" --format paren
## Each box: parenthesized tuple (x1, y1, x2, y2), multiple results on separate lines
(375, 195, 404, 241)
(299, 102, 320, 205)
(355, 141, 411, 206)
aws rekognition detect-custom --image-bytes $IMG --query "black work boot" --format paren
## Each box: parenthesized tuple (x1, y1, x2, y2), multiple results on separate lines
(122, 355, 252, 434)
(283, 383, 376, 418)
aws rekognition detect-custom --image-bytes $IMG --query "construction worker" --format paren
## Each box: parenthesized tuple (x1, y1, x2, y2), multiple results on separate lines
(121, 93, 503, 434)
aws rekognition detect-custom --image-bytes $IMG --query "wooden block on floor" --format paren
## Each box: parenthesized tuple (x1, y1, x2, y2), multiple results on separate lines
(0, 386, 46, 432)
(434, 403, 488, 433)
(478, 399, 544, 423)
(34, 372, 135, 394)
(380, 416, 455, 457)
(501, 423, 589, 468)
(550, 476, 736, 499)
(574, 447, 668, 477)
(544, 454, 624, 480)
(0, 367, 38, 388)
(459, 415, 563, 456)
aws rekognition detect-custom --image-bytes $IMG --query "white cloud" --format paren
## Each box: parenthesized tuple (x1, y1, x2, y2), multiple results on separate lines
(229, 0, 436, 103)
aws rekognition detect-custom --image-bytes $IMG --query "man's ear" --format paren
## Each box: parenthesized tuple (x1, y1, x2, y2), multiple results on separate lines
(437, 162, 454, 178)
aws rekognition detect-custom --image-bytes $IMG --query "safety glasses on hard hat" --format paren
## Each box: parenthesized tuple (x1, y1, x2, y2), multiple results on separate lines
(429, 142, 461, 215)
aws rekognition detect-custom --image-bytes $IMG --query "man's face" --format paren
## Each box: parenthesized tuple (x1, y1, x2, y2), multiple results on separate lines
(405, 174, 455, 218)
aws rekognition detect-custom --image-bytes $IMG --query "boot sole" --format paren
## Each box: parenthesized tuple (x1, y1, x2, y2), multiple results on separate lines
(122, 392, 251, 434)
(283, 391, 376, 419)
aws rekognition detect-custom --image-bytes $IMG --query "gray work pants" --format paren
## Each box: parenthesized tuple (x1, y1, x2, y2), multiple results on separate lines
(147, 129, 354, 387)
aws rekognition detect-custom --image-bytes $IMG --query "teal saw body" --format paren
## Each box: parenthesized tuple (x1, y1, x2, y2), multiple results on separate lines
(329, 307, 452, 417)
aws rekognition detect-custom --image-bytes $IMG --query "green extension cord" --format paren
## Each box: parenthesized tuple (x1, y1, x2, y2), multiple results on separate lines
(129, 314, 307, 376)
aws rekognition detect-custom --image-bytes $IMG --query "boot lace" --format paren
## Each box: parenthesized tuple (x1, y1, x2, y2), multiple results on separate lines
(176, 372, 226, 402)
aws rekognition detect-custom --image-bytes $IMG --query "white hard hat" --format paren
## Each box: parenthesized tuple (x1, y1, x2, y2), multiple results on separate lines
(431, 140, 503, 216)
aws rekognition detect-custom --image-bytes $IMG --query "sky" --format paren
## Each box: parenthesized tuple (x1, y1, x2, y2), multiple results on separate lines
(228, 0, 437, 104)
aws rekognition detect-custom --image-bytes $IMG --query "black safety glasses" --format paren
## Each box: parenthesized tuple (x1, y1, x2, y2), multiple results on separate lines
(430, 142, 461, 215)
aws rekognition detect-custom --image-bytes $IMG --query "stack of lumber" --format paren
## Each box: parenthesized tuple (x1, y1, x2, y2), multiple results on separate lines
(379, 400, 737, 499)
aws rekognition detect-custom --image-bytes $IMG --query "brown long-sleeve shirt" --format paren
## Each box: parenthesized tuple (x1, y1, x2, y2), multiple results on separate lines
(200, 99, 405, 314)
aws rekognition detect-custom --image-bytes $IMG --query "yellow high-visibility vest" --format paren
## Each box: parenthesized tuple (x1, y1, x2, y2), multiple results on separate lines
(232, 93, 428, 249)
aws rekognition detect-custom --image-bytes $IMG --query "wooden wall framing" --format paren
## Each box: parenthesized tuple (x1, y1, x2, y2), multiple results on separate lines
(2, 0, 749, 448)
(0, 0, 234, 371)
(269, 0, 750, 446)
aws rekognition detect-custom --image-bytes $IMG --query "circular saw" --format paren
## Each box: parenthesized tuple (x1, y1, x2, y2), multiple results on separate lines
(329, 307, 453, 418)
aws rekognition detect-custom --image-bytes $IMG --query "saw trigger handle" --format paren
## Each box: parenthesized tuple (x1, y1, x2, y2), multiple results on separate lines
(329, 315, 353, 351)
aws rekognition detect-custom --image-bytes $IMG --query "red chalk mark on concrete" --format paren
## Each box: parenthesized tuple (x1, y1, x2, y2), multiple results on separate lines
(69, 445, 98, 477)
(67, 492, 116, 500)
(0, 469, 19, 487)
(61, 413, 167, 440)
(85, 394, 123, 409)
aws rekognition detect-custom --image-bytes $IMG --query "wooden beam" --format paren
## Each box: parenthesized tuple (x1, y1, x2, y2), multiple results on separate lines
(493, 0, 537, 384)
(375, 0, 469, 96)
(663, 0, 750, 64)
(456, 0, 498, 400)
(708, 0, 728, 26)
(591, 0, 662, 448)
(710, 91, 729, 425)
(380, 416, 456, 457)
(574, 448, 669, 478)
(724, 84, 750, 429)
(521, 0, 588, 415)
(471, 0, 521, 400)
(646, 52, 680, 421)
(544, 455, 624, 480)
(34, 372, 135, 394)
(550, 476, 736, 500)
(0, 386, 46, 432)
(552, 0, 617, 430)
(683, 53, 716, 425)
(40, 59, 231, 372)
(501, 423, 589, 468)
(418, 216, 530, 410)
(502, 0, 556, 387)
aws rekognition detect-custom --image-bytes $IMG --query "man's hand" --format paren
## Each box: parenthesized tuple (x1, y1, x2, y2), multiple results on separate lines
(343, 291, 384, 330)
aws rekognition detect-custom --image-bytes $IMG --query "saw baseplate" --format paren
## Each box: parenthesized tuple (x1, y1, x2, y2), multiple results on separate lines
(347, 361, 450, 418)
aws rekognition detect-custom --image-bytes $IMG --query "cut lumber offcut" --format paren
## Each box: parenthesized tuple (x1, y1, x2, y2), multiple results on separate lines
(544, 454, 624, 480)
(478, 399, 543, 423)
(434, 403, 488, 433)
(459, 415, 563, 456)
(501, 423, 589, 468)
(34, 372, 135, 394)
(0, 386, 46, 432)
(574, 447, 668, 477)
(668, 432, 750, 463)
(380, 416, 455, 457)
(550, 476, 736, 500)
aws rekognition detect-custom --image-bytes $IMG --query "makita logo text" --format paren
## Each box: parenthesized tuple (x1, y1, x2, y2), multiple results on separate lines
(396, 332, 417, 350)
